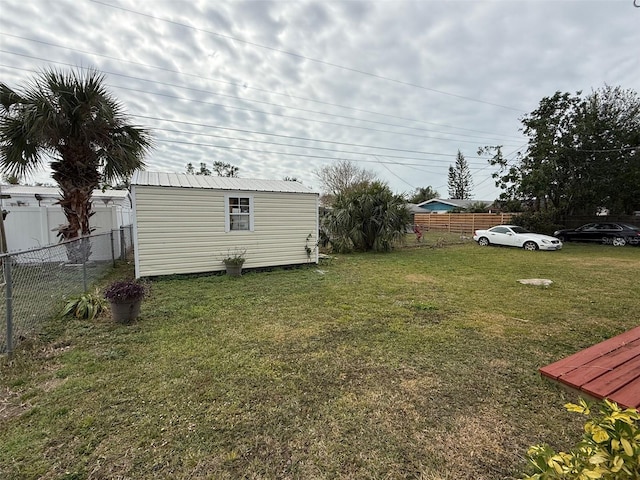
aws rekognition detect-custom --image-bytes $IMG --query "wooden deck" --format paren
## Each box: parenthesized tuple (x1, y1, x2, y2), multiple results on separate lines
(539, 326, 640, 409)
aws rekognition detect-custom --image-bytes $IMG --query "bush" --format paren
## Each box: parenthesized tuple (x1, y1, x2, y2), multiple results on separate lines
(323, 181, 410, 253)
(104, 280, 146, 303)
(520, 398, 640, 479)
(511, 210, 564, 236)
(61, 289, 106, 320)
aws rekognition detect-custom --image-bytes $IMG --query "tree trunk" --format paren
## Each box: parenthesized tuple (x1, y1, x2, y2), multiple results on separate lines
(53, 146, 100, 263)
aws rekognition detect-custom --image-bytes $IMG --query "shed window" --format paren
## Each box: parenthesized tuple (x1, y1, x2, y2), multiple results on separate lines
(225, 195, 254, 232)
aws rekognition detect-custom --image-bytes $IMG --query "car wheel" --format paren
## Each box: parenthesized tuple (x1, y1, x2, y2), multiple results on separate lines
(477, 237, 490, 247)
(612, 237, 626, 247)
(523, 241, 538, 251)
(557, 234, 567, 242)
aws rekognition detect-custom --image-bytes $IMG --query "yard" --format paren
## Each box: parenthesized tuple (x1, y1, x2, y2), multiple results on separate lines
(1, 236, 639, 479)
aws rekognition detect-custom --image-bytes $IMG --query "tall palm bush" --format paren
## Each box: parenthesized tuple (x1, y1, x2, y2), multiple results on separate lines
(0, 68, 150, 250)
(324, 181, 410, 253)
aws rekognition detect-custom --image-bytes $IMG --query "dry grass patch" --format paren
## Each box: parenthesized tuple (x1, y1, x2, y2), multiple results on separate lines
(423, 406, 520, 480)
(404, 273, 439, 284)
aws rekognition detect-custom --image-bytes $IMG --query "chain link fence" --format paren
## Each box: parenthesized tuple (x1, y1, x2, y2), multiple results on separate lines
(1, 225, 134, 355)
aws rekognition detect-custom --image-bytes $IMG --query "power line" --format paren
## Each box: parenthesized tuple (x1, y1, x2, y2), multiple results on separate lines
(111, 83, 524, 147)
(141, 122, 501, 166)
(0, 62, 518, 166)
(0, 48, 514, 144)
(0, 36, 524, 140)
(151, 135, 499, 172)
(89, 0, 527, 112)
(0, 58, 523, 148)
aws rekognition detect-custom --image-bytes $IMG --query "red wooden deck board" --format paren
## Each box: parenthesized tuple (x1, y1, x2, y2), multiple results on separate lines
(540, 326, 640, 380)
(558, 339, 640, 387)
(582, 354, 640, 400)
(606, 381, 640, 409)
(540, 326, 640, 408)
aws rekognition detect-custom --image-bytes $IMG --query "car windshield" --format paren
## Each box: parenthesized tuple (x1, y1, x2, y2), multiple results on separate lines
(510, 226, 530, 234)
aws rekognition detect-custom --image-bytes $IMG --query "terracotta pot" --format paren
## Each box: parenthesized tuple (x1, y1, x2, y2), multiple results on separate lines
(109, 298, 142, 324)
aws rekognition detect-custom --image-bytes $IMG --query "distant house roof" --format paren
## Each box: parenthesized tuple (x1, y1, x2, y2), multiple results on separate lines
(416, 198, 494, 209)
(407, 203, 428, 214)
(131, 171, 317, 195)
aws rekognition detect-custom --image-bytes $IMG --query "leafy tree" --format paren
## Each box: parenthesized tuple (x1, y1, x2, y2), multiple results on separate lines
(314, 159, 377, 205)
(465, 201, 489, 213)
(212, 161, 239, 177)
(186, 162, 212, 175)
(323, 181, 410, 253)
(447, 150, 473, 199)
(408, 186, 439, 204)
(485, 86, 640, 215)
(0, 68, 150, 242)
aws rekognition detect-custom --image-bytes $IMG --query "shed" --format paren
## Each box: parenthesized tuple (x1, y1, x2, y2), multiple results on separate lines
(131, 171, 319, 278)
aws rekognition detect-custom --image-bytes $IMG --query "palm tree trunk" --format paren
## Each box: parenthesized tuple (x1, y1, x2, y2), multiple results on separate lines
(53, 148, 100, 263)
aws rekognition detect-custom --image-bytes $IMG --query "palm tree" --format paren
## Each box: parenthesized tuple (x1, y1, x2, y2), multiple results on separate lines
(324, 181, 410, 253)
(0, 68, 151, 247)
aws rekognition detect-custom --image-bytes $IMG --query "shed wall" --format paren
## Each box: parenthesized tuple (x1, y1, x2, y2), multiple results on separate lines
(133, 185, 318, 277)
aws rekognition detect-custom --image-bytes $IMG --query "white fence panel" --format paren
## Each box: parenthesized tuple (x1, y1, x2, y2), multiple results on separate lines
(4, 205, 130, 254)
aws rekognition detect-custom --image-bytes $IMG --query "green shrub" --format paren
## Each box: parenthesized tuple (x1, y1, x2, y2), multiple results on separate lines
(61, 289, 106, 320)
(511, 210, 564, 236)
(323, 181, 410, 253)
(520, 398, 640, 479)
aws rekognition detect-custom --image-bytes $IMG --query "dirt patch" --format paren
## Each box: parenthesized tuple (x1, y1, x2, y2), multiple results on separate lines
(405, 274, 438, 284)
(0, 386, 29, 421)
(560, 256, 640, 269)
(42, 377, 67, 392)
(420, 406, 520, 479)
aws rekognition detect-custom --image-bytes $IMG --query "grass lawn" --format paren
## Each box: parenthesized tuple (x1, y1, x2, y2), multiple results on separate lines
(1, 236, 639, 479)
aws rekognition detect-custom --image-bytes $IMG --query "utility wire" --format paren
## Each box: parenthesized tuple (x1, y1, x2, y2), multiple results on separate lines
(152, 135, 498, 172)
(0, 49, 513, 143)
(133, 113, 490, 160)
(111, 83, 524, 147)
(0, 32, 524, 139)
(90, 0, 526, 112)
(0, 63, 515, 165)
(0, 60, 523, 148)
(148, 126, 499, 166)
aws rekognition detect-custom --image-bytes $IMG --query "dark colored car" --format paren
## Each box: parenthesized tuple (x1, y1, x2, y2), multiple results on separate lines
(553, 222, 640, 246)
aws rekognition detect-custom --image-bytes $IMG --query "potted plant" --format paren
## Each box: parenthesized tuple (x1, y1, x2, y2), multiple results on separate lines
(104, 279, 146, 324)
(222, 248, 246, 277)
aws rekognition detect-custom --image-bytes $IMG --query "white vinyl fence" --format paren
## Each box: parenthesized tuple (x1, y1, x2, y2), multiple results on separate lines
(3, 205, 132, 253)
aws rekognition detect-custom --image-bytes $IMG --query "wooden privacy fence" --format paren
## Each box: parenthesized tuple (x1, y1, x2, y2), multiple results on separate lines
(414, 213, 515, 234)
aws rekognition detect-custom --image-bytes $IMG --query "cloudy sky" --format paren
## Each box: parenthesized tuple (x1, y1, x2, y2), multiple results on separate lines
(1, 0, 638, 199)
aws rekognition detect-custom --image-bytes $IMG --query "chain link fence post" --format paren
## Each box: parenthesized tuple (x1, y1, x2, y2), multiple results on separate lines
(3, 256, 13, 356)
(110, 230, 116, 267)
(120, 227, 126, 261)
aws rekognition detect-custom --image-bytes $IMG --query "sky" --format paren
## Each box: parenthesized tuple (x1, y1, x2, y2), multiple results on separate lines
(1, 0, 639, 200)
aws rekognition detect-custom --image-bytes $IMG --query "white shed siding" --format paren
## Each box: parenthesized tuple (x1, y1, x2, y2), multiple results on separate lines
(133, 185, 318, 277)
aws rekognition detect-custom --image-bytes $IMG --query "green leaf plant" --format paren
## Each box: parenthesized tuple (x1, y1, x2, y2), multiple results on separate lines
(61, 288, 106, 320)
(520, 398, 640, 479)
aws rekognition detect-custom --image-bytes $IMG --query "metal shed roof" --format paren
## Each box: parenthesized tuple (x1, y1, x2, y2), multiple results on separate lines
(131, 171, 317, 194)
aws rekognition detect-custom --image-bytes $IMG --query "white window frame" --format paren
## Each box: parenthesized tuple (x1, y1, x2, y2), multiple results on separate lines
(224, 194, 254, 232)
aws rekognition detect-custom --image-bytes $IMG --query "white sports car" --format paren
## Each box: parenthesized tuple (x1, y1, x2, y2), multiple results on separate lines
(473, 225, 563, 251)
